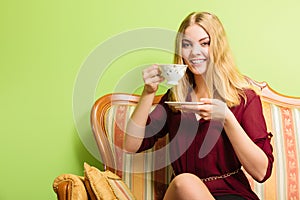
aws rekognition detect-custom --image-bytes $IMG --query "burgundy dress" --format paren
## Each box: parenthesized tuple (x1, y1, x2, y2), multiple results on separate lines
(137, 89, 274, 200)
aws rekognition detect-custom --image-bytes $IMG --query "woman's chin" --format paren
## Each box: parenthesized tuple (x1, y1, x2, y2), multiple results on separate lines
(189, 65, 207, 75)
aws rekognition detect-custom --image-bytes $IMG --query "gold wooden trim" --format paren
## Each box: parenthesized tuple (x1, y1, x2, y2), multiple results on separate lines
(246, 76, 300, 108)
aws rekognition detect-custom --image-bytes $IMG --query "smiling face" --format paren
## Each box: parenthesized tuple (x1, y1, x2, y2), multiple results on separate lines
(181, 24, 210, 75)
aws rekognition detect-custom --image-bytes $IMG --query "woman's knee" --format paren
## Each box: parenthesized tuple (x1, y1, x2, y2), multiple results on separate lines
(172, 173, 198, 187)
(164, 173, 214, 200)
(170, 173, 206, 192)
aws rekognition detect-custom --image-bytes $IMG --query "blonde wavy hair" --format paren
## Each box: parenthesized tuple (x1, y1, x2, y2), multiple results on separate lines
(170, 12, 252, 107)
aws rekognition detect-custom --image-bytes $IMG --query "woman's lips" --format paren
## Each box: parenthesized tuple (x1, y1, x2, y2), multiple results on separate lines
(190, 59, 206, 64)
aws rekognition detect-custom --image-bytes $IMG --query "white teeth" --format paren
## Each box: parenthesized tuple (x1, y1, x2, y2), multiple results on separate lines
(190, 59, 205, 64)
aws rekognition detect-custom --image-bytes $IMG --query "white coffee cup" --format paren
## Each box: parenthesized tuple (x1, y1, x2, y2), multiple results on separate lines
(159, 64, 187, 85)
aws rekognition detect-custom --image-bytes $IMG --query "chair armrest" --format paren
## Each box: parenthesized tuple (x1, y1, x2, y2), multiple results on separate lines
(52, 174, 88, 200)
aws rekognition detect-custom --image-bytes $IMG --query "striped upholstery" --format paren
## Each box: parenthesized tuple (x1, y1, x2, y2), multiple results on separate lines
(91, 80, 300, 200)
(103, 103, 172, 200)
(247, 101, 300, 199)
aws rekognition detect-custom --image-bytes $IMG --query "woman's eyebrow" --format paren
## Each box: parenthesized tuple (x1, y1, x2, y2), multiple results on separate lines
(182, 38, 192, 43)
(199, 37, 210, 42)
(182, 37, 209, 43)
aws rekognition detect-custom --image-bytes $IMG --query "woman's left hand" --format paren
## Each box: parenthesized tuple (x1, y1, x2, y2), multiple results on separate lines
(180, 98, 229, 121)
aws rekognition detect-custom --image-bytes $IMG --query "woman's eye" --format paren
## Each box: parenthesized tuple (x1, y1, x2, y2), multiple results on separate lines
(201, 42, 210, 47)
(182, 42, 192, 48)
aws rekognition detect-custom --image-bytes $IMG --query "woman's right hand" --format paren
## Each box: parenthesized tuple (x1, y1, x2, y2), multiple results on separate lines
(142, 64, 165, 94)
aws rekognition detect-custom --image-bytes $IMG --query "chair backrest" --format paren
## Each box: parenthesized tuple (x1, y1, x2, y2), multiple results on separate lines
(246, 78, 300, 200)
(91, 93, 171, 200)
(91, 78, 300, 200)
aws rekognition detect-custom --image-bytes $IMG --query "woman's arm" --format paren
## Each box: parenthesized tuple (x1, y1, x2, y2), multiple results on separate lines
(124, 65, 164, 153)
(223, 109, 268, 182)
(124, 91, 155, 153)
(180, 96, 272, 182)
(198, 97, 271, 182)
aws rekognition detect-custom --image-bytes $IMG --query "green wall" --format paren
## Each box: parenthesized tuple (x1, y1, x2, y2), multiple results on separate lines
(1, 0, 299, 199)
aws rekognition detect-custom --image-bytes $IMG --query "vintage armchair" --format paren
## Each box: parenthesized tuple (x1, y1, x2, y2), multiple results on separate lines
(53, 77, 300, 200)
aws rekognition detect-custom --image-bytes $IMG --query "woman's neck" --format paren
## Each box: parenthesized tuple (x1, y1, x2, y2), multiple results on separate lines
(193, 75, 209, 100)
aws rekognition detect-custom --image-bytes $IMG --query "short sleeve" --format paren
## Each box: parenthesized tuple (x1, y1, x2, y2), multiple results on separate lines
(136, 91, 170, 153)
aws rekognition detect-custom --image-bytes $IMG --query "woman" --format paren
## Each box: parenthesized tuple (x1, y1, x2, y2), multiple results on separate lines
(125, 12, 273, 200)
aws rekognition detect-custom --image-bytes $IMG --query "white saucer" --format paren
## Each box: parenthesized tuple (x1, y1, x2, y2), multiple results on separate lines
(165, 101, 204, 106)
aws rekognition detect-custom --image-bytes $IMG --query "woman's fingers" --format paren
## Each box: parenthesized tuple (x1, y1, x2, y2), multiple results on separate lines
(179, 104, 211, 120)
(142, 65, 165, 94)
(179, 99, 227, 121)
(143, 65, 164, 84)
(143, 65, 160, 78)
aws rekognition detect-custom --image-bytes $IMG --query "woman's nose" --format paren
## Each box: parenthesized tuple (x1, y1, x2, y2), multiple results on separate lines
(192, 44, 202, 55)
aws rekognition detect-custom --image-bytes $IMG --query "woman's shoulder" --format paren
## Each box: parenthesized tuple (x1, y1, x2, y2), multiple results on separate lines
(242, 88, 261, 105)
(244, 88, 258, 97)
